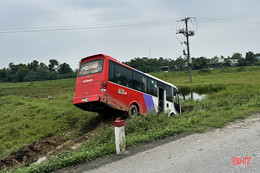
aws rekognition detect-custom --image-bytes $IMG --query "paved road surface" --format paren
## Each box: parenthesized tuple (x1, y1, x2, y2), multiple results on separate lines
(57, 114, 260, 173)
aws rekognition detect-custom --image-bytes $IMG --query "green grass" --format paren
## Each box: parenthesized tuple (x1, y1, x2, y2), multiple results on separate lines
(0, 79, 98, 158)
(1, 66, 260, 172)
(151, 66, 260, 86)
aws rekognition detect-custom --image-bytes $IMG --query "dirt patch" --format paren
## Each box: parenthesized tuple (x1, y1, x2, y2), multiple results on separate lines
(0, 136, 68, 169)
(0, 116, 121, 170)
(0, 117, 113, 170)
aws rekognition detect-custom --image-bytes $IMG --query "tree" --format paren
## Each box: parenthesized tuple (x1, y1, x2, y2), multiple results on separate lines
(48, 59, 59, 71)
(0, 68, 6, 81)
(8, 62, 18, 75)
(231, 52, 243, 59)
(58, 63, 73, 74)
(192, 57, 209, 70)
(123, 57, 177, 73)
(175, 57, 186, 71)
(38, 62, 48, 72)
(24, 71, 48, 81)
(27, 60, 39, 71)
(15, 65, 29, 82)
(6, 63, 19, 82)
(124, 57, 157, 72)
(245, 51, 256, 66)
(238, 59, 247, 66)
(1, 59, 77, 82)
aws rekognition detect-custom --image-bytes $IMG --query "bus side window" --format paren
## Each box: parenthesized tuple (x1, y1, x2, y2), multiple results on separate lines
(166, 85, 173, 102)
(173, 89, 179, 104)
(142, 76, 147, 92)
(173, 88, 181, 113)
(109, 61, 115, 82)
(133, 72, 147, 92)
(115, 73, 122, 85)
(114, 64, 132, 87)
(148, 79, 157, 96)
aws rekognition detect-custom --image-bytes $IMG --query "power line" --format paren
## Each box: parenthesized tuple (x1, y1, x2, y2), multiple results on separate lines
(197, 17, 260, 24)
(1, 16, 259, 34)
(0, 18, 179, 34)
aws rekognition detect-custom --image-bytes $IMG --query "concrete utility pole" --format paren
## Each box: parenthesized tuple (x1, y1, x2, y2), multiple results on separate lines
(176, 17, 196, 83)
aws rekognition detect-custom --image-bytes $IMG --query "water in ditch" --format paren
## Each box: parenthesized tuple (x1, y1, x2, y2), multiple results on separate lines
(181, 92, 207, 101)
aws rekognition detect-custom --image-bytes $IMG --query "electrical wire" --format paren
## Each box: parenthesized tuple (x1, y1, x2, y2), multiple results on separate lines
(0, 17, 260, 35)
(1, 16, 259, 34)
(0, 18, 179, 34)
(197, 17, 260, 24)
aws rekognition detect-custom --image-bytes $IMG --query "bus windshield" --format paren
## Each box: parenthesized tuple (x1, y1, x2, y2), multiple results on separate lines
(78, 59, 104, 76)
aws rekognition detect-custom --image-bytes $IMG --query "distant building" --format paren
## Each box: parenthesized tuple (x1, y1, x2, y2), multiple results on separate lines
(213, 58, 225, 63)
(160, 66, 169, 72)
(229, 59, 239, 66)
(208, 58, 225, 68)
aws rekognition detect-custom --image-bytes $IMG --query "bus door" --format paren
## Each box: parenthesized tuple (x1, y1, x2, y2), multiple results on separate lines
(158, 87, 165, 113)
(173, 88, 181, 114)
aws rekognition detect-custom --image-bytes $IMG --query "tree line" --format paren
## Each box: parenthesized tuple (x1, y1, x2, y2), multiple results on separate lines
(123, 51, 260, 73)
(0, 59, 76, 82)
(0, 51, 259, 82)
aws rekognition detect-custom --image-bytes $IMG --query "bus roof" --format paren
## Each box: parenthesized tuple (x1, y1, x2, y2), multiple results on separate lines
(80, 54, 178, 90)
(80, 54, 117, 63)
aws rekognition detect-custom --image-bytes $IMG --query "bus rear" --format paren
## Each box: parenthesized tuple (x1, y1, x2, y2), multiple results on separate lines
(73, 54, 107, 112)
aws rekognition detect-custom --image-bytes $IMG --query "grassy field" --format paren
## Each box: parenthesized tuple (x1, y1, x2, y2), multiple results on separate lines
(1, 66, 260, 172)
(0, 79, 98, 159)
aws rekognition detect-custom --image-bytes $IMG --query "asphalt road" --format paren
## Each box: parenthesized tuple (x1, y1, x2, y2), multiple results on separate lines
(57, 113, 260, 173)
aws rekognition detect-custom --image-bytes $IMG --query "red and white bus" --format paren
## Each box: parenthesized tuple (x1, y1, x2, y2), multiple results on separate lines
(73, 54, 181, 117)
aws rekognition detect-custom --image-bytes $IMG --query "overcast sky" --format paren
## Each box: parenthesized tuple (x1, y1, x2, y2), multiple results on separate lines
(0, 0, 259, 70)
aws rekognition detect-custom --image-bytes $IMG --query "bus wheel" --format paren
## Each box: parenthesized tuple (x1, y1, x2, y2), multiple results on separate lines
(169, 112, 175, 117)
(128, 104, 138, 117)
(169, 112, 178, 117)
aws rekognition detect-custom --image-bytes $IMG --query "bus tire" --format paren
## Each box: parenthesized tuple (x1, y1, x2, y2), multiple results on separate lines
(128, 104, 139, 117)
(169, 112, 175, 117)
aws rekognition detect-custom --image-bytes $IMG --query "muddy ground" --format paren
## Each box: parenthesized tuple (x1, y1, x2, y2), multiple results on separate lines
(0, 116, 113, 170)
(0, 136, 68, 169)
